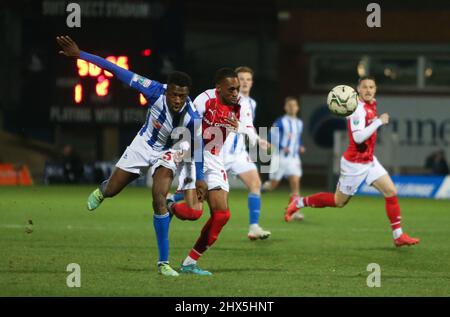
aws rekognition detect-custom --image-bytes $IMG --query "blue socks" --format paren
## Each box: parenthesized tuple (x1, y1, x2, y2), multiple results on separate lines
(173, 191, 185, 202)
(248, 193, 261, 225)
(153, 213, 170, 264)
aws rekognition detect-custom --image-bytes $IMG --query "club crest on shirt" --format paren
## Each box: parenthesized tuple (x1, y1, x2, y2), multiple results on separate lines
(352, 115, 360, 125)
(152, 118, 162, 129)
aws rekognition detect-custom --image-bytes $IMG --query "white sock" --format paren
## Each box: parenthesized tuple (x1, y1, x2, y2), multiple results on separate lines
(296, 197, 305, 208)
(249, 224, 259, 231)
(393, 228, 403, 239)
(182, 256, 197, 266)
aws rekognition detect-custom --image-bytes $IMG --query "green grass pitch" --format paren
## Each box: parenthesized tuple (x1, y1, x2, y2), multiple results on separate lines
(1, 185, 449, 296)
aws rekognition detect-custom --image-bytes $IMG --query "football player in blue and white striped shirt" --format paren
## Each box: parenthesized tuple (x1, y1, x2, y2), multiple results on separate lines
(57, 36, 206, 277)
(263, 97, 306, 220)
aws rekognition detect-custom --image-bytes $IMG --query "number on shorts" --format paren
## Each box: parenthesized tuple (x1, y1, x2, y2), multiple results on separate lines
(163, 152, 172, 161)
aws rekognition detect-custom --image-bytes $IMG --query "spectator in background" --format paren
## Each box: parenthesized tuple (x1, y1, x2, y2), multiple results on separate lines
(425, 150, 450, 176)
(62, 144, 84, 183)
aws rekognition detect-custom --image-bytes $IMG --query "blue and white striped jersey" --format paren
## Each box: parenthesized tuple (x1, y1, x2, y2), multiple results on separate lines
(270, 115, 303, 157)
(133, 76, 200, 151)
(79, 51, 201, 152)
(78, 51, 204, 180)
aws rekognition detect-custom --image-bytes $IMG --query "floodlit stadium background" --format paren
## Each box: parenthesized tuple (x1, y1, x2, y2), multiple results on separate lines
(1, 0, 450, 196)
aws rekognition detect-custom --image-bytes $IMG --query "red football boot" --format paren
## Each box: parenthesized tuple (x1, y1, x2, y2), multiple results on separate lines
(394, 233, 420, 247)
(285, 196, 301, 222)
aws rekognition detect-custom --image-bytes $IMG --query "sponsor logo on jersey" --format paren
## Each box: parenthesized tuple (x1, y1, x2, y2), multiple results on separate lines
(132, 74, 151, 88)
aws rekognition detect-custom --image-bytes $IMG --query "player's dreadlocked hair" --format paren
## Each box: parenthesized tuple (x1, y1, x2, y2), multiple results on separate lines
(167, 71, 192, 90)
(214, 68, 237, 85)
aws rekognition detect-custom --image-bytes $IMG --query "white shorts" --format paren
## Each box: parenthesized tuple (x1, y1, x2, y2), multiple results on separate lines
(177, 151, 229, 192)
(116, 136, 177, 177)
(338, 156, 388, 196)
(223, 151, 257, 176)
(175, 162, 197, 191)
(269, 154, 302, 181)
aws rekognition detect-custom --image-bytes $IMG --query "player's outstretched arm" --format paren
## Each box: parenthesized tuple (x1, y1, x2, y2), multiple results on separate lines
(57, 35, 134, 86)
(224, 113, 262, 147)
(57, 36, 81, 58)
(56, 35, 162, 100)
(352, 113, 388, 144)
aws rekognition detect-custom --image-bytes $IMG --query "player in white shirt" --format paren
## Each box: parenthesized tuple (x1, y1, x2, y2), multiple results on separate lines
(262, 97, 306, 220)
(220, 67, 271, 240)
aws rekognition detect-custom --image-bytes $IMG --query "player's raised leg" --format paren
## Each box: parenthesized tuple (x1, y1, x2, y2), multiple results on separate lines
(152, 167, 179, 276)
(87, 168, 139, 211)
(372, 174, 420, 247)
(287, 175, 305, 220)
(239, 170, 271, 240)
(168, 162, 206, 221)
(286, 187, 351, 221)
(169, 188, 204, 221)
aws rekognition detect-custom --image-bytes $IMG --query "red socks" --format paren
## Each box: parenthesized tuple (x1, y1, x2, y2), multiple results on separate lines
(304, 192, 336, 208)
(191, 210, 231, 257)
(172, 202, 203, 221)
(385, 196, 402, 230)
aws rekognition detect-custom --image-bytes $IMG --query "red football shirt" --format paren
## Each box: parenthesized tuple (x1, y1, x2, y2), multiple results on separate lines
(194, 89, 241, 155)
(343, 99, 378, 163)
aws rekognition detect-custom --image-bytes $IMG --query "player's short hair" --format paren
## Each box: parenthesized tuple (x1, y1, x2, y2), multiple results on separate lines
(358, 75, 376, 85)
(235, 66, 254, 76)
(167, 71, 192, 90)
(214, 68, 238, 85)
(284, 96, 298, 105)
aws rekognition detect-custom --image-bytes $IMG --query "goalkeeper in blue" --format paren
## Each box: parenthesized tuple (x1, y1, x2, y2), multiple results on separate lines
(56, 36, 206, 277)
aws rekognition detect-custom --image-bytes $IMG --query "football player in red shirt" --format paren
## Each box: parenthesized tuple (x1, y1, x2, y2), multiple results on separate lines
(172, 68, 262, 275)
(286, 76, 420, 247)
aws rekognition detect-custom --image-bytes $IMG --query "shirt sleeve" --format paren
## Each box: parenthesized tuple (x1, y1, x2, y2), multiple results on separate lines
(352, 119, 383, 144)
(348, 106, 382, 144)
(193, 92, 209, 118)
(348, 106, 367, 132)
(239, 101, 255, 129)
(79, 51, 165, 105)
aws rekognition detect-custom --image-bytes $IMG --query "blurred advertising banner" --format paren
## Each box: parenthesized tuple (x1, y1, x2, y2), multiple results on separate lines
(300, 95, 450, 169)
(358, 175, 450, 199)
(0, 164, 33, 186)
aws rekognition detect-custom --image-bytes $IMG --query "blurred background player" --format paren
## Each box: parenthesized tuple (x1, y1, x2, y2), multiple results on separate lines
(169, 66, 271, 240)
(61, 144, 84, 184)
(286, 76, 420, 247)
(262, 97, 305, 220)
(424, 149, 449, 176)
(56, 36, 206, 276)
(176, 68, 262, 275)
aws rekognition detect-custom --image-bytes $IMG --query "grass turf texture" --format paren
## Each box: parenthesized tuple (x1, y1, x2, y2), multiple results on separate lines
(0, 185, 449, 296)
